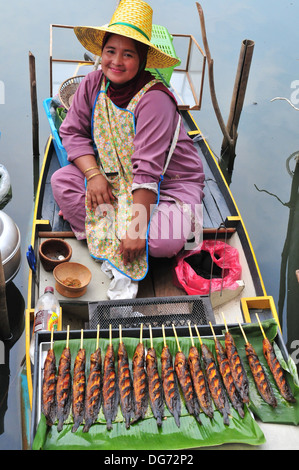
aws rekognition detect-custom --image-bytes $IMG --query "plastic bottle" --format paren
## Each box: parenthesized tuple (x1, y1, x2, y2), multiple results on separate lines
(29, 286, 60, 364)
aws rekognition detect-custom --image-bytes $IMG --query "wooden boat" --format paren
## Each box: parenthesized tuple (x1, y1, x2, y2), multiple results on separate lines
(22, 24, 299, 450)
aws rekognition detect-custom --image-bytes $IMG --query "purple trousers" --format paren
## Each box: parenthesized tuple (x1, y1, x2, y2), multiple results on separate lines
(51, 164, 196, 258)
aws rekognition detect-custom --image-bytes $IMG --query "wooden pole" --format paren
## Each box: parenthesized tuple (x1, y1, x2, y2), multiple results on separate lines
(196, 4, 254, 182)
(29, 51, 39, 160)
(0, 251, 11, 340)
(221, 39, 255, 165)
(196, 3, 234, 151)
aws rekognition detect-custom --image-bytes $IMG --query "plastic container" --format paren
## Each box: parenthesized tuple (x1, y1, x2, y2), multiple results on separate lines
(29, 286, 60, 363)
(43, 98, 69, 167)
(147, 24, 181, 87)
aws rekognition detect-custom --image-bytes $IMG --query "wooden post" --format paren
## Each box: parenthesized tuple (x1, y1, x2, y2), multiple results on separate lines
(29, 51, 39, 160)
(0, 251, 11, 340)
(220, 39, 255, 168)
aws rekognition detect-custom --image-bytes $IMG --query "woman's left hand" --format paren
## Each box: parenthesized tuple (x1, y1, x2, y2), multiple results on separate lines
(119, 233, 146, 265)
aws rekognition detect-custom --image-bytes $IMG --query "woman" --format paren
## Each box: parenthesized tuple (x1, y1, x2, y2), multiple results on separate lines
(51, 0, 205, 281)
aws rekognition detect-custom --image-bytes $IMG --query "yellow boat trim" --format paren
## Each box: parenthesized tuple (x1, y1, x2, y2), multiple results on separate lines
(241, 296, 281, 332)
(25, 136, 54, 409)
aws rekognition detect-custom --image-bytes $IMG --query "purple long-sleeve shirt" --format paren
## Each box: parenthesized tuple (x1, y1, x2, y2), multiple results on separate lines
(59, 70, 205, 212)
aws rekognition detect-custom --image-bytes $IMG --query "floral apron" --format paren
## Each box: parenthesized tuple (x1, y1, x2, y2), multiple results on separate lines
(85, 78, 160, 280)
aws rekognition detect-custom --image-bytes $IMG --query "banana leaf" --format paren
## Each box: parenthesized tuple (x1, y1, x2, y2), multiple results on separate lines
(32, 327, 268, 450)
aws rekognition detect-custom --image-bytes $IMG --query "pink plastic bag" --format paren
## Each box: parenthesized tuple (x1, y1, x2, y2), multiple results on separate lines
(173, 240, 242, 296)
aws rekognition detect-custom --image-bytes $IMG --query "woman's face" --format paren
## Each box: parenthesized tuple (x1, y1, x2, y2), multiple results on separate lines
(101, 34, 140, 87)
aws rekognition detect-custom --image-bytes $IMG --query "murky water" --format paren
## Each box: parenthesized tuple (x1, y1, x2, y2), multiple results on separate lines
(0, 0, 298, 449)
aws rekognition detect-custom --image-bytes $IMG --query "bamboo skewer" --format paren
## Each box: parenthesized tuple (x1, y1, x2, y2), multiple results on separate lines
(172, 323, 181, 351)
(149, 324, 153, 349)
(222, 312, 228, 332)
(238, 322, 248, 344)
(255, 314, 267, 340)
(66, 325, 70, 349)
(209, 321, 217, 341)
(80, 328, 84, 350)
(139, 323, 143, 344)
(119, 324, 123, 344)
(188, 321, 194, 347)
(109, 324, 112, 346)
(96, 324, 100, 350)
(50, 327, 54, 350)
(194, 324, 203, 346)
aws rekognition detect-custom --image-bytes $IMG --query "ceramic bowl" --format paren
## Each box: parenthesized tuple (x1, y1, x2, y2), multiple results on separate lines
(53, 262, 92, 298)
(39, 238, 72, 272)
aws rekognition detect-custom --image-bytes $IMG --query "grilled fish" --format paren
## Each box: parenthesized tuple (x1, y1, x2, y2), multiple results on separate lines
(56, 347, 72, 432)
(214, 338, 244, 418)
(263, 337, 296, 403)
(201, 343, 230, 425)
(102, 344, 119, 430)
(245, 342, 277, 407)
(42, 348, 57, 427)
(225, 331, 250, 403)
(188, 345, 214, 419)
(146, 347, 164, 427)
(174, 350, 201, 424)
(118, 341, 134, 429)
(83, 347, 102, 432)
(72, 348, 86, 432)
(161, 344, 181, 427)
(132, 342, 148, 422)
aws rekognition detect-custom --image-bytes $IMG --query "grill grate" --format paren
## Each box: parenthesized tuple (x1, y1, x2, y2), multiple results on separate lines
(88, 295, 215, 330)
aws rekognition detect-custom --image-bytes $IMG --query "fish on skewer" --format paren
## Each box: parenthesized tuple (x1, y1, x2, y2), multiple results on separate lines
(132, 324, 148, 423)
(239, 322, 277, 408)
(209, 322, 244, 418)
(42, 328, 57, 427)
(56, 325, 72, 432)
(187, 322, 214, 419)
(83, 324, 102, 433)
(161, 324, 181, 427)
(146, 325, 164, 427)
(222, 313, 250, 404)
(102, 325, 119, 430)
(256, 314, 296, 403)
(72, 329, 86, 432)
(194, 325, 230, 426)
(172, 324, 201, 424)
(118, 324, 135, 429)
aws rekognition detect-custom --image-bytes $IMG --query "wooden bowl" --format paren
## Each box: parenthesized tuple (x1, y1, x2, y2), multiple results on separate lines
(53, 262, 92, 298)
(39, 238, 72, 272)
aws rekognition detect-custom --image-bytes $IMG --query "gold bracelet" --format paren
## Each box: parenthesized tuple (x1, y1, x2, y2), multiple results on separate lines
(86, 172, 100, 182)
(83, 166, 99, 174)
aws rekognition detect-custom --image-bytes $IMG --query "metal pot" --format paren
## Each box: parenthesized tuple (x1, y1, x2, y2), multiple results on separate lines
(0, 210, 21, 283)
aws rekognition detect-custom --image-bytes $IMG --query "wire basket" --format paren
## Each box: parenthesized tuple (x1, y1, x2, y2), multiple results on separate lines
(88, 295, 215, 330)
(58, 75, 85, 110)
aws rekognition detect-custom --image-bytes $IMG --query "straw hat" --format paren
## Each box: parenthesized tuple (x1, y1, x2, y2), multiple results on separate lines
(74, 0, 180, 69)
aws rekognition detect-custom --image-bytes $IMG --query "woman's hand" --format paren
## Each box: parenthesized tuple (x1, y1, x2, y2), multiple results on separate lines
(119, 232, 146, 265)
(119, 188, 157, 265)
(86, 173, 115, 211)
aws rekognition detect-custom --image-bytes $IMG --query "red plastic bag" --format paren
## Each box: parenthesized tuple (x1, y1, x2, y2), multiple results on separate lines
(173, 240, 242, 296)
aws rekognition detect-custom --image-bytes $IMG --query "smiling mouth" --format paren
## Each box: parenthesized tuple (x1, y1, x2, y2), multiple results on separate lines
(109, 67, 125, 74)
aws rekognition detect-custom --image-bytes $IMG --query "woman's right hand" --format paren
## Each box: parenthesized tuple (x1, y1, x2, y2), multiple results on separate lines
(86, 173, 115, 211)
